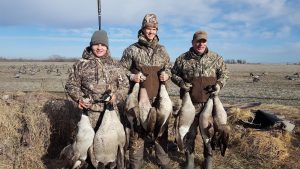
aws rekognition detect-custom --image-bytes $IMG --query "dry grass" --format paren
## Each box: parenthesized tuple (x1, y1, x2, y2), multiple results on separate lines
(2, 92, 299, 169)
(0, 62, 299, 169)
(0, 92, 82, 169)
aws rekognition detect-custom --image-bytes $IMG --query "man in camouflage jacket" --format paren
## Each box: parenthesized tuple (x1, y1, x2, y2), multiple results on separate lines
(120, 13, 172, 169)
(65, 30, 129, 129)
(171, 30, 229, 169)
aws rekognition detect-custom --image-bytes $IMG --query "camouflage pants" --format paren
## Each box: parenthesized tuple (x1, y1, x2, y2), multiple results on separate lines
(128, 128, 170, 169)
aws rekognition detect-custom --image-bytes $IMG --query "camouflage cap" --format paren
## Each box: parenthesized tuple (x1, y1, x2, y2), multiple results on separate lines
(193, 30, 207, 41)
(142, 13, 158, 29)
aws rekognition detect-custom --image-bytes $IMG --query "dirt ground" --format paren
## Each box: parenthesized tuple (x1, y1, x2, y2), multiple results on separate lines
(0, 62, 299, 169)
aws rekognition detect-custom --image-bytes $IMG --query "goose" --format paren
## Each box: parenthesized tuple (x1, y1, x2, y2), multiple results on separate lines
(175, 83, 196, 151)
(138, 79, 153, 131)
(60, 110, 95, 169)
(154, 70, 173, 138)
(199, 97, 214, 152)
(124, 72, 146, 130)
(89, 90, 126, 169)
(250, 73, 260, 83)
(211, 96, 230, 156)
(124, 72, 145, 150)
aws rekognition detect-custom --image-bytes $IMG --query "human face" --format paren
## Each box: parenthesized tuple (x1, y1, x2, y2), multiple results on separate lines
(143, 27, 157, 41)
(91, 44, 108, 58)
(192, 39, 207, 53)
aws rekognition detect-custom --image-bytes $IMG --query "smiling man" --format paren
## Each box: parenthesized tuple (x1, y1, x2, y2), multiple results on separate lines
(171, 30, 229, 169)
(65, 29, 129, 135)
(120, 13, 172, 169)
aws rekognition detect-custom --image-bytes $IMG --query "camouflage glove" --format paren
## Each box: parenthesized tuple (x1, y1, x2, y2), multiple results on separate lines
(210, 83, 221, 96)
(180, 81, 192, 92)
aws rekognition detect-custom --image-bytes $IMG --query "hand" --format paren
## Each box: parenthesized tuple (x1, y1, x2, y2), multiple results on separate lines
(78, 97, 92, 109)
(159, 72, 169, 82)
(109, 94, 117, 104)
(210, 84, 220, 96)
(130, 73, 141, 83)
(181, 82, 192, 92)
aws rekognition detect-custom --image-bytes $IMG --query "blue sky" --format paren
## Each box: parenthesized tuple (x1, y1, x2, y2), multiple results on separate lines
(0, 0, 300, 63)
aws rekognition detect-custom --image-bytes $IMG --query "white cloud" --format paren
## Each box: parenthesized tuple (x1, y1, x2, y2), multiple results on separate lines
(0, 0, 300, 63)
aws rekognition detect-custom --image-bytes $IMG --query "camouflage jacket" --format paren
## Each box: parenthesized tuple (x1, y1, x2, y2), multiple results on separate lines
(171, 47, 229, 88)
(120, 31, 172, 76)
(65, 47, 129, 111)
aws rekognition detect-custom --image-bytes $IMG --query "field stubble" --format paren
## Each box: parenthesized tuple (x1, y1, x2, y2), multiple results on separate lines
(0, 62, 299, 169)
(1, 62, 299, 106)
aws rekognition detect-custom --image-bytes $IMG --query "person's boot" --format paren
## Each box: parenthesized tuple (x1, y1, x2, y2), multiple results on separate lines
(154, 141, 171, 169)
(184, 151, 194, 169)
(203, 155, 213, 169)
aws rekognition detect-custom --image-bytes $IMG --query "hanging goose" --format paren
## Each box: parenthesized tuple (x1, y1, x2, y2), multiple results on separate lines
(175, 83, 196, 151)
(199, 97, 214, 150)
(154, 70, 173, 138)
(138, 78, 153, 131)
(59, 108, 95, 169)
(89, 90, 126, 169)
(212, 95, 230, 156)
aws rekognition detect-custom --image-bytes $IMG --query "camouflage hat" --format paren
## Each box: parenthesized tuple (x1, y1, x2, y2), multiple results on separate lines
(141, 13, 158, 29)
(193, 30, 207, 41)
(90, 30, 109, 48)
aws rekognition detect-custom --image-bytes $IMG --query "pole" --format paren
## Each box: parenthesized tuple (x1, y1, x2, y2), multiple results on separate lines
(97, 0, 101, 30)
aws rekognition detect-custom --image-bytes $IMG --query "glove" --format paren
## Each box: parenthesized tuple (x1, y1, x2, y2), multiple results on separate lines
(210, 83, 221, 96)
(180, 82, 192, 92)
(159, 72, 169, 82)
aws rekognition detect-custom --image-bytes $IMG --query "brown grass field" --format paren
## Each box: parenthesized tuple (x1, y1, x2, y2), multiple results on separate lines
(0, 62, 299, 169)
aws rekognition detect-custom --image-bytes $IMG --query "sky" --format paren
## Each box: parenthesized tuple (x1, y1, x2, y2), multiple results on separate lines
(0, 0, 300, 64)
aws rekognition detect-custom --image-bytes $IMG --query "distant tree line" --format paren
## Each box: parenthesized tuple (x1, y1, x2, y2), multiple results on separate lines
(286, 62, 300, 65)
(0, 55, 78, 62)
(225, 59, 247, 64)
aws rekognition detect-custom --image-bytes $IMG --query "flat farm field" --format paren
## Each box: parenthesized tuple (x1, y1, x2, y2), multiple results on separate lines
(0, 61, 300, 169)
(0, 62, 299, 106)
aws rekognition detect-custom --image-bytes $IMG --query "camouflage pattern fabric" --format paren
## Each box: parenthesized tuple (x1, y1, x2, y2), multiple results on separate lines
(171, 47, 229, 88)
(141, 13, 158, 29)
(65, 47, 129, 113)
(120, 31, 172, 79)
(121, 28, 172, 168)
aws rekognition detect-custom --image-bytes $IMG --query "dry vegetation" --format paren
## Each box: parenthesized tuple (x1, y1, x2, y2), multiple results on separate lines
(0, 62, 299, 169)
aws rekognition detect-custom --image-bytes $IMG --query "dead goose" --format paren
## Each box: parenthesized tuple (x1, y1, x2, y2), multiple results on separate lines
(154, 71, 173, 138)
(124, 72, 145, 149)
(211, 96, 230, 156)
(199, 97, 214, 149)
(89, 91, 126, 169)
(139, 79, 153, 131)
(124, 81, 140, 130)
(175, 83, 196, 151)
(125, 72, 147, 126)
(60, 109, 95, 169)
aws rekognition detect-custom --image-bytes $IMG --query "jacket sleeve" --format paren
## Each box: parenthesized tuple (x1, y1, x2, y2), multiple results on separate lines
(160, 46, 172, 77)
(216, 56, 229, 88)
(65, 62, 84, 102)
(171, 57, 185, 87)
(115, 66, 130, 102)
(120, 47, 133, 76)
